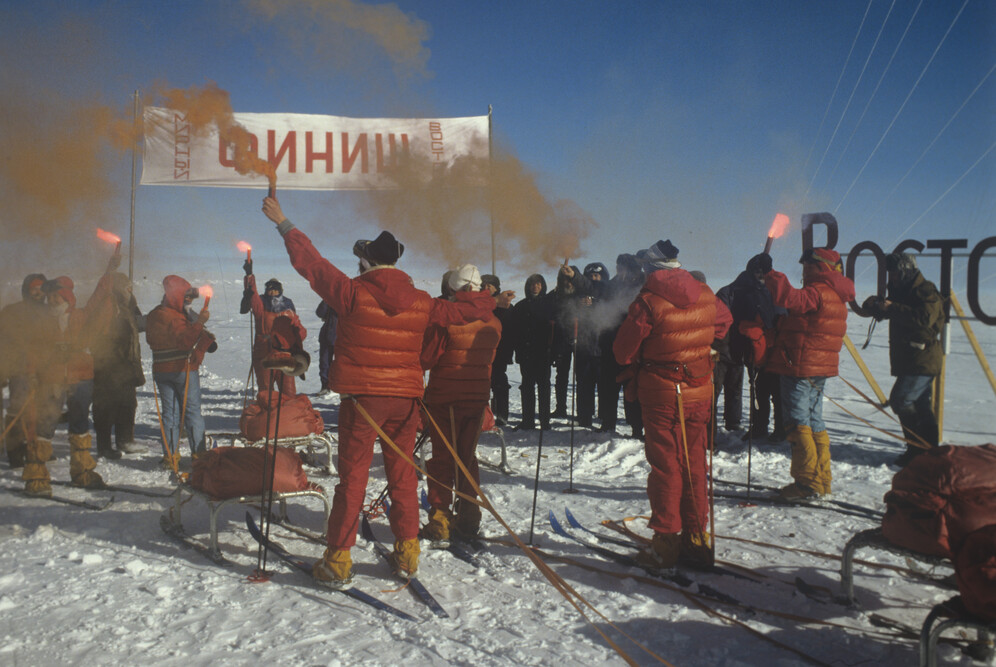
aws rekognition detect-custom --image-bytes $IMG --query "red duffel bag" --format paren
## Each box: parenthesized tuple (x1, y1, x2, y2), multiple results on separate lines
(190, 445, 310, 499)
(955, 524, 996, 622)
(239, 390, 324, 442)
(882, 444, 996, 559)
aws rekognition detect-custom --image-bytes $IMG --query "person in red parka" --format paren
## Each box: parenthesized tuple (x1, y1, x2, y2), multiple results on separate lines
(261, 196, 495, 587)
(613, 240, 731, 571)
(421, 264, 505, 544)
(763, 247, 855, 501)
(145, 275, 216, 470)
(240, 259, 306, 396)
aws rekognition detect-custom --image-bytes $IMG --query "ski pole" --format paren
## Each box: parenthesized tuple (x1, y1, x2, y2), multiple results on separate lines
(563, 319, 578, 494)
(528, 426, 545, 545)
(251, 370, 278, 581)
(740, 367, 757, 508)
(261, 378, 284, 569)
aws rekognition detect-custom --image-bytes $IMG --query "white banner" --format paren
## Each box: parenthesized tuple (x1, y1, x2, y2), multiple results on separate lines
(141, 107, 490, 190)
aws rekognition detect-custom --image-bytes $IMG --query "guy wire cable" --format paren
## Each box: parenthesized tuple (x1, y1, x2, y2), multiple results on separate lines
(809, 0, 898, 195)
(801, 0, 874, 194)
(833, 0, 972, 214)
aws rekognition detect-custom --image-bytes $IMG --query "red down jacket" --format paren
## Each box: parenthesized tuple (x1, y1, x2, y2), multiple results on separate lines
(882, 444, 996, 559)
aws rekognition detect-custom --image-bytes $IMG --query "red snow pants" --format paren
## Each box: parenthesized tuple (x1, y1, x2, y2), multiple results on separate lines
(641, 398, 711, 535)
(424, 401, 487, 511)
(252, 338, 296, 396)
(326, 396, 420, 550)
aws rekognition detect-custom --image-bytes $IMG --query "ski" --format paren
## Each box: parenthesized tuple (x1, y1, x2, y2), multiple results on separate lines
(360, 516, 449, 618)
(548, 510, 640, 568)
(713, 490, 880, 521)
(564, 507, 641, 549)
(6, 485, 114, 511)
(714, 478, 884, 519)
(159, 514, 230, 565)
(52, 479, 173, 499)
(245, 513, 417, 622)
(416, 489, 486, 568)
(793, 576, 837, 604)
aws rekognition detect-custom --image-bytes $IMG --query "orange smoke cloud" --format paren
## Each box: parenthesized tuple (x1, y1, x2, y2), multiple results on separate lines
(356, 146, 595, 269)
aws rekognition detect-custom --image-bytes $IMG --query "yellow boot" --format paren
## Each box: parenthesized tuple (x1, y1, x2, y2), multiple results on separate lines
(23, 438, 53, 498)
(69, 433, 106, 490)
(779, 425, 819, 501)
(422, 508, 453, 544)
(813, 430, 832, 496)
(312, 548, 353, 589)
(634, 532, 681, 572)
(393, 538, 421, 579)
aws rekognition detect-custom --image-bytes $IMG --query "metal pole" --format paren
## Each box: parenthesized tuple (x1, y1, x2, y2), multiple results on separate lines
(128, 89, 139, 282)
(488, 105, 495, 276)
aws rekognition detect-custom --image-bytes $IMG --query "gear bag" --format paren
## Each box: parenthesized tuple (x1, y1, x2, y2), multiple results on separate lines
(954, 524, 996, 622)
(881, 444, 996, 559)
(190, 445, 310, 499)
(239, 390, 324, 442)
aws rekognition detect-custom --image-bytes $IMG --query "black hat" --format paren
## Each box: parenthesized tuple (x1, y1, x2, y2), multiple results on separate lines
(264, 279, 283, 295)
(480, 274, 501, 291)
(353, 231, 405, 265)
(647, 239, 679, 261)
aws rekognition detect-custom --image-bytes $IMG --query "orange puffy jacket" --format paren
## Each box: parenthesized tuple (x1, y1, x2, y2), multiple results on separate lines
(281, 226, 495, 398)
(422, 314, 502, 405)
(764, 266, 854, 378)
(39, 274, 116, 386)
(146, 275, 214, 373)
(613, 269, 721, 405)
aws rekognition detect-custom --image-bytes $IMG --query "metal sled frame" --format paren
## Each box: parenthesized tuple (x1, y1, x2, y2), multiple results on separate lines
(919, 596, 995, 667)
(166, 482, 331, 561)
(840, 527, 952, 605)
(212, 430, 338, 476)
(478, 425, 514, 475)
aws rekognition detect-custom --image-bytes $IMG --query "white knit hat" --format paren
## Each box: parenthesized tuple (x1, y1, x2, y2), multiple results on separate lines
(448, 264, 482, 292)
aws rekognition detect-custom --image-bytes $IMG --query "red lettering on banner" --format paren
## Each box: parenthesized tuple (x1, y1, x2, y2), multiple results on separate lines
(306, 132, 334, 173)
(268, 130, 297, 173)
(429, 121, 444, 162)
(173, 114, 191, 180)
(341, 133, 368, 174)
(218, 133, 259, 168)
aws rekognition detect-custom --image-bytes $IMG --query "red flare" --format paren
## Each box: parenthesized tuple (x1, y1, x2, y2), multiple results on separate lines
(200, 285, 213, 309)
(237, 241, 252, 261)
(767, 213, 790, 239)
(96, 228, 121, 245)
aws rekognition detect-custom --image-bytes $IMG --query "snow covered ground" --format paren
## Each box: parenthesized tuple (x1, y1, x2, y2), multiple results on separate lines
(1, 271, 994, 666)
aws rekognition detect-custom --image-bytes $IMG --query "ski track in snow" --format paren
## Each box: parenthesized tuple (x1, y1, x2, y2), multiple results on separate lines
(1, 273, 993, 666)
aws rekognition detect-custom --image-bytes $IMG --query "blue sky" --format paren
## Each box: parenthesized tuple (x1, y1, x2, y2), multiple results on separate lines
(1, 0, 993, 298)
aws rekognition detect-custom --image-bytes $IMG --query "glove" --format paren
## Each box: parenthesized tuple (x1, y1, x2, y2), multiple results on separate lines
(861, 295, 886, 321)
(239, 287, 252, 315)
(243, 259, 253, 276)
(747, 253, 773, 276)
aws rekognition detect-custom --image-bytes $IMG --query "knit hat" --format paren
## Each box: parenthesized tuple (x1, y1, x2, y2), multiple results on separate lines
(480, 274, 501, 291)
(448, 264, 482, 292)
(583, 262, 609, 280)
(643, 239, 681, 270)
(264, 279, 283, 295)
(799, 247, 841, 267)
(353, 231, 404, 265)
(886, 252, 918, 284)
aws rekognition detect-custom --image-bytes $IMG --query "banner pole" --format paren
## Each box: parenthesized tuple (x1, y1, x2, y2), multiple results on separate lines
(128, 89, 139, 282)
(488, 104, 495, 276)
(950, 292, 996, 398)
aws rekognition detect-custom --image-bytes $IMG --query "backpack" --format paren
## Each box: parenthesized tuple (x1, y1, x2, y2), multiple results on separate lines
(954, 524, 996, 621)
(882, 444, 996, 559)
(239, 390, 324, 442)
(189, 445, 311, 499)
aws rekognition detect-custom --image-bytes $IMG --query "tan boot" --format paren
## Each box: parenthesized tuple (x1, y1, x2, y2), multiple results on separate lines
(23, 438, 53, 498)
(813, 430, 832, 496)
(680, 531, 714, 570)
(422, 508, 453, 544)
(393, 538, 420, 579)
(634, 532, 681, 572)
(782, 425, 819, 497)
(69, 433, 106, 490)
(312, 548, 353, 589)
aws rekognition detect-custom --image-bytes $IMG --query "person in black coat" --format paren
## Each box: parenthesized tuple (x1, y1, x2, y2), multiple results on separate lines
(509, 274, 554, 430)
(481, 274, 515, 425)
(573, 262, 610, 428)
(549, 267, 583, 419)
(316, 300, 339, 396)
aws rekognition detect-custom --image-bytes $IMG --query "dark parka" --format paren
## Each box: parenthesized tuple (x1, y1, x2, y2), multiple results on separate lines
(881, 271, 944, 377)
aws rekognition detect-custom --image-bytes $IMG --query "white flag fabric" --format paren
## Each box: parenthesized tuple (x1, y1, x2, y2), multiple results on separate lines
(141, 107, 490, 190)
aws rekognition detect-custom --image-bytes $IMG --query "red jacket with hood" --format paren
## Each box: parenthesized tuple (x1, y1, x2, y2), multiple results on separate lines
(145, 275, 214, 373)
(281, 226, 495, 398)
(244, 274, 307, 345)
(764, 254, 855, 378)
(39, 274, 118, 386)
(613, 268, 731, 405)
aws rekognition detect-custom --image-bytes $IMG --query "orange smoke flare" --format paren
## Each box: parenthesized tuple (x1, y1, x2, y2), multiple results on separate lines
(97, 227, 122, 254)
(200, 285, 214, 309)
(237, 241, 252, 261)
(767, 213, 790, 239)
